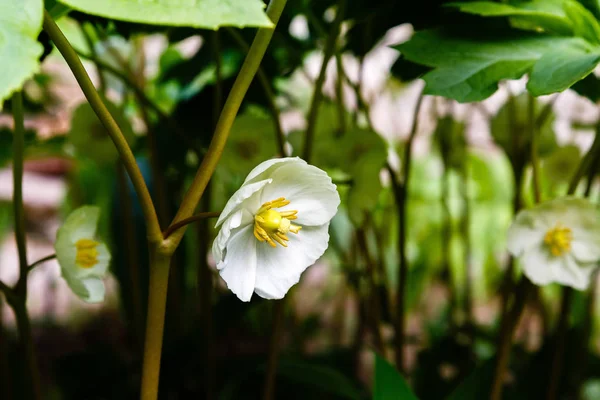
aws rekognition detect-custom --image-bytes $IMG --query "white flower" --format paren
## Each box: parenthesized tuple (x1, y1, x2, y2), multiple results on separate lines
(507, 197, 600, 290)
(213, 157, 340, 301)
(54, 206, 111, 303)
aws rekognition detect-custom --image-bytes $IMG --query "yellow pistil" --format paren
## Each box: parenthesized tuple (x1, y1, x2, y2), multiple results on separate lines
(75, 238, 99, 268)
(254, 197, 301, 247)
(544, 224, 573, 257)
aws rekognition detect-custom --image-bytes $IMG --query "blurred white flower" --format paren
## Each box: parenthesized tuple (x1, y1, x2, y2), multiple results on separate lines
(507, 197, 600, 290)
(213, 157, 340, 302)
(54, 206, 111, 303)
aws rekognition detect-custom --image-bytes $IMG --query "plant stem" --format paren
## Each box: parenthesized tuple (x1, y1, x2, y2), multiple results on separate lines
(263, 300, 286, 400)
(226, 28, 287, 156)
(43, 11, 162, 244)
(529, 95, 542, 203)
(27, 254, 56, 273)
(79, 22, 107, 94)
(140, 249, 171, 400)
(390, 90, 424, 373)
(164, 0, 288, 252)
(546, 288, 573, 400)
(11, 92, 42, 400)
(302, 0, 347, 161)
(162, 212, 221, 239)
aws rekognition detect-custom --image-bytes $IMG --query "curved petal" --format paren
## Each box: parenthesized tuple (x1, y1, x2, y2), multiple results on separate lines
(215, 179, 271, 228)
(70, 241, 111, 279)
(521, 248, 594, 290)
(218, 225, 257, 302)
(254, 224, 330, 299)
(243, 157, 306, 184)
(571, 232, 600, 263)
(61, 206, 100, 243)
(213, 209, 254, 268)
(259, 162, 340, 226)
(506, 215, 544, 258)
(63, 274, 106, 303)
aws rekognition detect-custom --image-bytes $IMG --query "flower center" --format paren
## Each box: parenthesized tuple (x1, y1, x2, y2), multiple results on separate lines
(254, 197, 301, 247)
(544, 224, 572, 257)
(75, 238, 100, 268)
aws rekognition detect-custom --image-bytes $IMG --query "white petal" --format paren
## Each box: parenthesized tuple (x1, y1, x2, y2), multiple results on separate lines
(215, 179, 271, 228)
(571, 233, 600, 263)
(254, 223, 330, 299)
(63, 274, 106, 303)
(61, 206, 100, 243)
(506, 210, 546, 257)
(259, 162, 340, 226)
(212, 209, 254, 268)
(218, 225, 257, 302)
(243, 157, 306, 184)
(521, 248, 594, 290)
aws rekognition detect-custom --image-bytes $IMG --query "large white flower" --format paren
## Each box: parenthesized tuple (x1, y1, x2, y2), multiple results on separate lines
(54, 206, 111, 303)
(507, 197, 600, 290)
(213, 157, 340, 301)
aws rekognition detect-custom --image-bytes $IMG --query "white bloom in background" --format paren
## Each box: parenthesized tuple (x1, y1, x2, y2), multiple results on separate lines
(507, 197, 600, 290)
(213, 157, 340, 301)
(54, 206, 111, 303)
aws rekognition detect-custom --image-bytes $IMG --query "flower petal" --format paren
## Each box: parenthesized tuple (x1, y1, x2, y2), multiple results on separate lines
(215, 179, 272, 228)
(254, 223, 330, 299)
(506, 210, 546, 257)
(218, 225, 257, 302)
(63, 274, 106, 303)
(521, 248, 594, 290)
(58, 206, 100, 244)
(259, 162, 340, 226)
(243, 157, 306, 184)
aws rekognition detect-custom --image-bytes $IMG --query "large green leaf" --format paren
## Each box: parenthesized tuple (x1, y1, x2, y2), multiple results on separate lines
(528, 44, 600, 95)
(448, 0, 573, 35)
(57, 0, 272, 29)
(0, 0, 44, 105)
(374, 353, 419, 400)
(396, 29, 596, 102)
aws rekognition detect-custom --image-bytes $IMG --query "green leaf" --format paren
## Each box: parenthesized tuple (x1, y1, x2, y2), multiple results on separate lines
(527, 45, 600, 95)
(57, 0, 272, 29)
(397, 28, 595, 102)
(373, 353, 419, 400)
(448, 0, 573, 35)
(446, 359, 496, 400)
(0, 0, 44, 106)
(571, 72, 600, 102)
(563, 0, 600, 45)
(273, 359, 362, 400)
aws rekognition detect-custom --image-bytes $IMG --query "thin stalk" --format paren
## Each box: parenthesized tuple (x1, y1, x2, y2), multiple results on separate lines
(27, 254, 56, 273)
(356, 228, 385, 353)
(334, 50, 347, 136)
(263, 300, 286, 400)
(11, 92, 41, 400)
(390, 90, 424, 373)
(529, 95, 542, 204)
(164, 0, 288, 252)
(546, 288, 573, 400)
(162, 212, 221, 239)
(140, 250, 172, 400)
(43, 12, 162, 243)
(225, 28, 286, 156)
(79, 23, 106, 94)
(302, 0, 347, 161)
(116, 164, 144, 346)
(462, 154, 473, 341)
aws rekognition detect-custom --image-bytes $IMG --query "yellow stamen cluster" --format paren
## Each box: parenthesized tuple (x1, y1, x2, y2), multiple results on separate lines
(75, 238, 100, 268)
(254, 197, 301, 248)
(544, 224, 572, 257)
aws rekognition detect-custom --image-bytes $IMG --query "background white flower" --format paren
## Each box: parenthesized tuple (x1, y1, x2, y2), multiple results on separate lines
(54, 206, 111, 303)
(507, 197, 600, 290)
(213, 157, 340, 302)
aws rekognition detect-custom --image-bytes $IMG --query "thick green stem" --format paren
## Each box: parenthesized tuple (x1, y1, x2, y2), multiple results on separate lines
(43, 11, 162, 243)
(10, 92, 42, 400)
(140, 250, 171, 400)
(391, 90, 424, 373)
(302, 0, 346, 161)
(164, 0, 288, 252)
